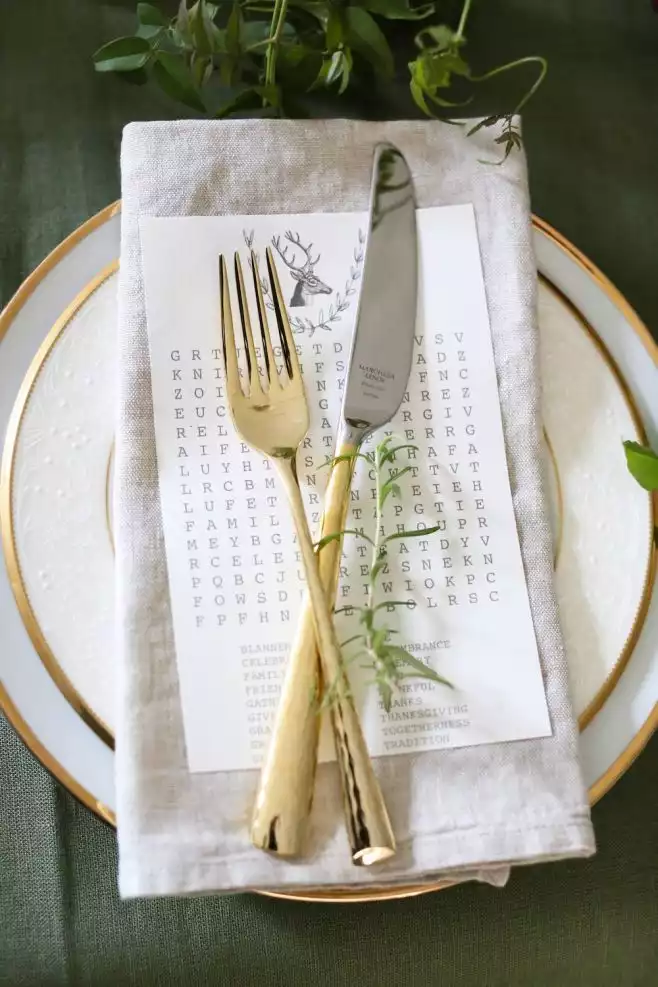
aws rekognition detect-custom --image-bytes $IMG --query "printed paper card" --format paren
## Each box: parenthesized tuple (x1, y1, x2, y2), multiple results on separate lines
(140, 205, 551, 773)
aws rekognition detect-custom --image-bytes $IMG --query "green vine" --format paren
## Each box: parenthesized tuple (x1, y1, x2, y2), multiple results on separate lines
(317, 436, 453, 712)
(93, 0, 547, 151)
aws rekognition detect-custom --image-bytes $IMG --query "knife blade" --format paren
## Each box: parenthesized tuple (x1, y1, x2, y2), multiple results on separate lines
(342, 143, 418, 438)
(250, 144, 418, 861)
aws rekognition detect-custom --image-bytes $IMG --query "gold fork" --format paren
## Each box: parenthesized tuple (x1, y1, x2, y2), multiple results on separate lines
(220, 248, 395, 866)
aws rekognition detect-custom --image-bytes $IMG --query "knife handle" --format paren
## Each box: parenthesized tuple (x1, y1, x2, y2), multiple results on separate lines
(251, 436, 395, 863)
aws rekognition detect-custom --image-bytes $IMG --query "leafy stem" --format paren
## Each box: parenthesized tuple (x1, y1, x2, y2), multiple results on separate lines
(466, 56, 547, 162)
(367, 439, 385, 614)
(470, 54, 546, 109)
(321, 436, 454, 713)
(93, 1, 547, 154)
(454, 0, 473, 41)
(264, 0, 288, 87)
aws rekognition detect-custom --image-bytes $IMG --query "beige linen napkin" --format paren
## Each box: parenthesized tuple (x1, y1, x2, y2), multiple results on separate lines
(116, 118, 595, 898)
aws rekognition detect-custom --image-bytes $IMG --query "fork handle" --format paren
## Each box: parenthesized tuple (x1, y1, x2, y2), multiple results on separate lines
(251, 444, 396, 865)
(250, 441, 354, 856)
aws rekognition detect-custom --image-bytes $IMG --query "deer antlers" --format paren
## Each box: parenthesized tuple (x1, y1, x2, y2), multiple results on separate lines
(271, 230, 320, 275)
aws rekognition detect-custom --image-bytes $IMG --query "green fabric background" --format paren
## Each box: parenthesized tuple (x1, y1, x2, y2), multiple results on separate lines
(1, 2, 657, 984)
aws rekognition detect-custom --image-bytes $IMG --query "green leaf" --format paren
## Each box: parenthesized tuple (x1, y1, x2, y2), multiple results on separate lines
(137, 2, 168, 26)
(410, 76, 432, 116)
(315, 528, 375, 551)
(241, 20, 272, 46)
(495, 128, 521, 148)
(191, 52, 212, 87)
(256, 83, 281, 108)
(466, 114, 502, 137)
(338, 48, 354, 93)
(207, 21, 227, 52)
(226, 1, 243, 56)
(319, 47, 353, 93)
(93, 37, 151, 73)
(421, 49, 469, 89)
(426, 87, 470, 109)
(345, 7, 394, 78)
(415, 24, 458, 51)
(360, 0, 435, 21)
(378, 680, 393, 712)
(338, 48, 353, 94)
(191, 0, 213, 55)
(136, 2, 167, 41)
(214, 85, 280, 117)
(372, 600, 416, 613)
(115, 66, 150, 86)
(177, 0, 191, 37)
(360, 608, 374, 629)
(136, 23, 166, 40)
(152, 52, 206, 111)
(389, 465, 414, 483)
(314, 531, 343, 551)
(319, 450, 366, 468)
(371, 627, 389, 652)
(384, 523, 441, 543)
(380, 474, 405, 508)
(340, 634, 364, 649)
(387, 646, 453, 688)
(242, 18, 297, 49)
(370, 556, 388, 584)
(379, 443, 418, 464)
(283, 0, 327, 31)
(326, 7, 345, 50)
(278, 44, 322, 91)
(624, 441, 658, 491)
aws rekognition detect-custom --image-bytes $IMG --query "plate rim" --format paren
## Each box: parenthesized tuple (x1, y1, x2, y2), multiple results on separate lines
(537, 275, 656, 729)
(4, 266, 653, 749)
(1, 202, 656, 905)
(0, 261, 118, 750)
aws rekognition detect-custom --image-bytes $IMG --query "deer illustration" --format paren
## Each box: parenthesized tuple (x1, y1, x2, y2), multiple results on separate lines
(271, 230, 332, 307)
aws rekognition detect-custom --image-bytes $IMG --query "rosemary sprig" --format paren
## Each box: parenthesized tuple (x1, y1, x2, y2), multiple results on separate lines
(317, 436, 453, 712)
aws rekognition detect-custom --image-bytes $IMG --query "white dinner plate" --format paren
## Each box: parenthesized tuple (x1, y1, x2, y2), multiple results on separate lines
(1, 204, 656, 904)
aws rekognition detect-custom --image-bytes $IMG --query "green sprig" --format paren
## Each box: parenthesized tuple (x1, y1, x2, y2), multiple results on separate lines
(623, 440, 658, 545)
(624, 440, 658, 492)
(319, 436, 453, 713)
(93, 0, 547, 151)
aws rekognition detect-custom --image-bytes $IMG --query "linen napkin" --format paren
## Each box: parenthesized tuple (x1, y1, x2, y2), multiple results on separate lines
(116, 118, 595, 898)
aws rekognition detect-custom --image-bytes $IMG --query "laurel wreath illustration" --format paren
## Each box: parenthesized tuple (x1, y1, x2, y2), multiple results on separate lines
(242, 228, 366, 337)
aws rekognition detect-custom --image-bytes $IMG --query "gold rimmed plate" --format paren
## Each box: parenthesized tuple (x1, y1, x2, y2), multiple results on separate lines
(0, 204, 656, 904)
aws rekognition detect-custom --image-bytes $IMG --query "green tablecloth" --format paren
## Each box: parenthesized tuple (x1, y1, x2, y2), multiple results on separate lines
(1, 2, 657, 984)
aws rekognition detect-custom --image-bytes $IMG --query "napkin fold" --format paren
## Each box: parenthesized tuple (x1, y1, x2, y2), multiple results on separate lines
(116, 118, 595, 898)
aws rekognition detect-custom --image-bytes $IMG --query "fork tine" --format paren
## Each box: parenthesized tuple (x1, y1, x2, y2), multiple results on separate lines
(266, 246, 301, 382)
(219, 255, 241, 395)
(234, 253, 263, 397)
(250, 250, 281, 392)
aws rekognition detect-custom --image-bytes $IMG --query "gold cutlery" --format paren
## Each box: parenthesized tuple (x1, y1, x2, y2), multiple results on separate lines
(249, 144, 418, 866)
(219, 247, 395, 865)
